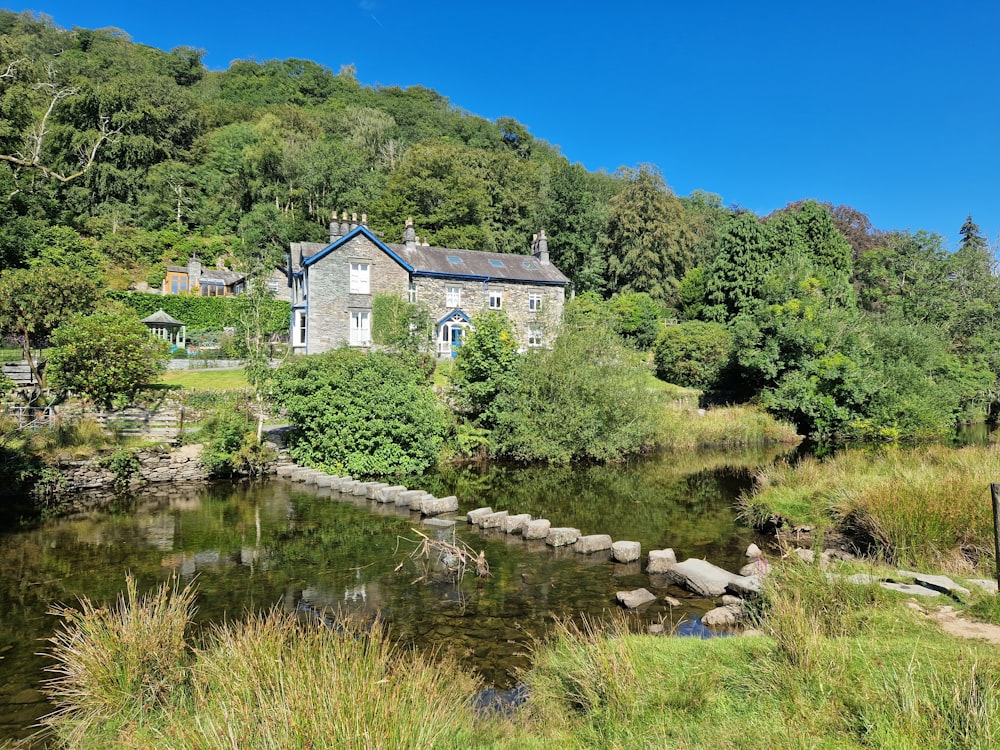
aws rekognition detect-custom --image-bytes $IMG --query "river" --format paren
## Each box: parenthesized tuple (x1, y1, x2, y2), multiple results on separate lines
(0, 446, 790, 744)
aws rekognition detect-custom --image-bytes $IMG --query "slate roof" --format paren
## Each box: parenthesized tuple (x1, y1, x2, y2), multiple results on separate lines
(200, 269, 245, 285)
(294, 227, 570, 286)
(164, 265, 245, 286)
(141, 309, 185, 326)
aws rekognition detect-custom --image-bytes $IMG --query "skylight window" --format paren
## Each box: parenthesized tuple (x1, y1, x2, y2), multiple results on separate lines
(488, 259, 506, 268)
(446, 255, 463, 264)
(522, 260, 539, 270)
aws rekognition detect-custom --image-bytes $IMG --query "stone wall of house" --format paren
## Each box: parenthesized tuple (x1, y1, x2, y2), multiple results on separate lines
(306, 234, 409, 353)
(412, 277, 565, 350)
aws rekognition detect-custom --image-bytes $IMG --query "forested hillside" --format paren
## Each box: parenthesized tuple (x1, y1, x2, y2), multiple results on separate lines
(2, 10, 998, 441)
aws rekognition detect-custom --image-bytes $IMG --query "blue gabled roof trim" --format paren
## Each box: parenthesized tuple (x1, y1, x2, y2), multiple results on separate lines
(301, 225, 415, 273)
(436, 309, 471, 326)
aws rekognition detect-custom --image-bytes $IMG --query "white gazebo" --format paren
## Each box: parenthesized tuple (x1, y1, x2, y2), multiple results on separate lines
(141, 309, 186, 349)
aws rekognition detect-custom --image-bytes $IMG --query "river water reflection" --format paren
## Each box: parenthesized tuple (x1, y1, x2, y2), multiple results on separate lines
(0, 446, 790, 743)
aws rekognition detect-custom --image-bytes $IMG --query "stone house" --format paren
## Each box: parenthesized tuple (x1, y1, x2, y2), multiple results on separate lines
(162, 256, 246, 297)
(287, 214, 571, 356)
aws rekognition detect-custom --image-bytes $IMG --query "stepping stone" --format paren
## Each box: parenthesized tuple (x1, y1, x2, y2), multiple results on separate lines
(375, 485, 406, 503)
(276, 465, 295, 478)
(467, 507, 494, 525)
(421, 496, 459, 516)
(481, 511, 509, 529)
(396, 489, 428, 508)
(291, 468, 319, 482)
(546, 527, 581, 547)
(501, 513, 532, 534)
(616, 588, 656, 609)
(365, 482, 390, 499)
(574, 534, 612, 554)
(314, 474, 334, 488)
(611, 541, 641, 563)
(897, 570, 971, 598)
(646, 549, 677, 573)
(880, 581, 942, 598)
(522, 519, 551, 540)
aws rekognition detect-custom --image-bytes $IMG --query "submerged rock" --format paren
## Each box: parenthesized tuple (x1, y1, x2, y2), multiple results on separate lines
(617, 588, 657, 609)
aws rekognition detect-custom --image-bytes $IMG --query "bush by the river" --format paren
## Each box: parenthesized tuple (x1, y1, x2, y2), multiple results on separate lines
(490, 319, 667, 463)
(270, 348, 447, 477)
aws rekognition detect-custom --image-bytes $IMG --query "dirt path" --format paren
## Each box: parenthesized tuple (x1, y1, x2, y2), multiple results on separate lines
(908, 603, 1000, 644)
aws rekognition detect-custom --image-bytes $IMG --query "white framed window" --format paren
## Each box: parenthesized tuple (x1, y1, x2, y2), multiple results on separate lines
(349, 310, 371, 346)
(446, 286, 461, 307)
(408, 282, 418, 304)
(529, 292, 542, 312)
(527, 324, 543, 348)
(488, 291, 503, 310)
(349, 262, 370, 294)
(294, 310, 307, 346)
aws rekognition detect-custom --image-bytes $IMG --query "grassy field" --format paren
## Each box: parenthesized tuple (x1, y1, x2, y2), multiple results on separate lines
(158, 368, 248, 390)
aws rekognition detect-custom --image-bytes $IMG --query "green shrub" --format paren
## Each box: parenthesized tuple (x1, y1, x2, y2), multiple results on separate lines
(491, 320, 666, 463)
(106, 290, 289, 335)
(653, 320, 732, 389)
(608, 291, 664, 349)
(451, 310, 520, 429)
(48, 312, 169, 409)
(270, 348, 447, 477)
(200, 410, 274, 477)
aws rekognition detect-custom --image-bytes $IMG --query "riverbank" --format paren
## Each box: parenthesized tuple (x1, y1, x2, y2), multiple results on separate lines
(741, 443, 1000, 573)
(36, 557, 1000, 749)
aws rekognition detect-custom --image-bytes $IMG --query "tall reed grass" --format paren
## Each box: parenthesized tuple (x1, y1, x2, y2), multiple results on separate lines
(743, 444, 1000, 571)
(43, 574, 195, 745)
(657, 403, 800, 449)
(42, 577, 481, 749)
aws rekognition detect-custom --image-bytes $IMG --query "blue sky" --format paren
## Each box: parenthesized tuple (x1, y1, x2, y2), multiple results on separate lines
(6, 1, 999, 249)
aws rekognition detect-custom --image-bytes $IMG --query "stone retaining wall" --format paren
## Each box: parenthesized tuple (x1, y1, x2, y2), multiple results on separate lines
(49, 444, 207, 492)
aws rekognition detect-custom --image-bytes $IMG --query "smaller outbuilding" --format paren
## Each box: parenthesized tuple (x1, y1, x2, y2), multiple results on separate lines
(141, 309, 186, 349)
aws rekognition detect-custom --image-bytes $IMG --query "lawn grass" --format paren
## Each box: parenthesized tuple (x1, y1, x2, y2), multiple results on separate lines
(158, 369, 248, 390)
